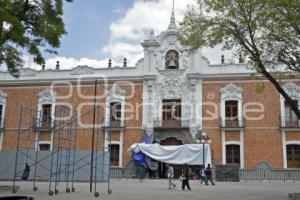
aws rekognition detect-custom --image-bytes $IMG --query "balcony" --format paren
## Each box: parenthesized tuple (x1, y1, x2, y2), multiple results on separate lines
(154, 119, 189, 129)
(219, 117, 245, 130)
(280, 117, 300, 130)
(106, 120, 125, 130)
(33, 118, 53, 132)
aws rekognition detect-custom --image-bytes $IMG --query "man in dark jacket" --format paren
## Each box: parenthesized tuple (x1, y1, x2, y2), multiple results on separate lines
(204, 163, 215, 185)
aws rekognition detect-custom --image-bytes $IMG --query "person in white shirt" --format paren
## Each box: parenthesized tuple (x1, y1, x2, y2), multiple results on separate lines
(167, 165, 176, 189)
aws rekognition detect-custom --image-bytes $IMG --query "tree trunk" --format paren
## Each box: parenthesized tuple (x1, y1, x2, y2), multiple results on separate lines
(258, 62, 300, 119)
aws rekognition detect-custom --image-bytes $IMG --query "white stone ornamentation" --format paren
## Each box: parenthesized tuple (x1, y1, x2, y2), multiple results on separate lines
(0, 90, 7, 105)
(19, 68, 36, 77)
(283, 82, 300, 99)
(220, 83, 243, 100)
(70, 65, 94, 75)
(37, 88, 56, 104)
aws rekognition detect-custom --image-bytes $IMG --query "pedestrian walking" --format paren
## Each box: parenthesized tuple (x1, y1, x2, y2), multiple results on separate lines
(199, 166, 206, 184)
(181, 164, 191, 191)
(167, 164, 176, 189)
(205, 163, 215, 185)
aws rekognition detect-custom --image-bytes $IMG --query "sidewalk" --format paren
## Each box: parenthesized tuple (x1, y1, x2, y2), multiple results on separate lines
(0, 179, 298, 200)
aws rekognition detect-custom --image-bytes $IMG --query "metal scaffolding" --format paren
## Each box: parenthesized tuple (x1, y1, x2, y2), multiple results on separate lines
(12, 102, 112, 197)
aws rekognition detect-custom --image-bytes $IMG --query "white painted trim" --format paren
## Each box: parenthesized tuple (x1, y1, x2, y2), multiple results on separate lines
(38, 141, 52, 151)
(286, 140, 300, 145)
(120, 129, 124, 167)
(240, 129, 244, 169)
(282, 140, 300, 168)
(225, 141, 241, 145)
(282, 130, 287, 168)
(224, 142, 242, 167)
(220, 83, 243, 127)
(36, 88, 56, 151)
(109, 141, 121, 167)
(222, 129, 225, 164)
(0, 90, 7, 151)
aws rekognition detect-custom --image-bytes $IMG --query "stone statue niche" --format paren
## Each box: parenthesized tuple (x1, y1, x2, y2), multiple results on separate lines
(165, 50, 179, 69)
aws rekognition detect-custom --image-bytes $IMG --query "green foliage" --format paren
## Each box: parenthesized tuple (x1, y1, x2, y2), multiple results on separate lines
(179, 0, 300, 118)
(178, 0, 299, 71)
(0, 0, 72, 77)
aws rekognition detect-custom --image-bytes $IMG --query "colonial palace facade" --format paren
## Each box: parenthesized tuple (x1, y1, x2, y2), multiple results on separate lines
(0, 12, 300, 170)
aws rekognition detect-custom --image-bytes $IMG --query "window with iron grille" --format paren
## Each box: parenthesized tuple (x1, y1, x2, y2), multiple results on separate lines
(162, 99, 181, 121)
(109, 144, 120, 166)
(110, 102, 122, 121)
(287, 145, 300, 161)
(39, 143, 51, 151)
(42, 104, 52, 128)
(226, 144, 240, 164)
(225, 100, 238, 120)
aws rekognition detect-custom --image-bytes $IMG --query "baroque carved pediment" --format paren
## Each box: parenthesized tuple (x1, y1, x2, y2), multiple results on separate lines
(37, 88, 56, 104)
(71, 65, 94, 75)
(220, 83, 242, 100)
(283, 82, 300, 99)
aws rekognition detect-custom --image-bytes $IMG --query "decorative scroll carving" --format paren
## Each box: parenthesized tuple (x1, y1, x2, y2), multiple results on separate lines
(220, 83, 242, 100)
(71, 65, 94, 75)
(37, 88, 56, 104)
(20, 68, 36, 77)
(283, 82, 300, 99)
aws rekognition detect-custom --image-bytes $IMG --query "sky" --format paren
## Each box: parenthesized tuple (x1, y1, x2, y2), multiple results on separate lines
(3, 0, 235, 71)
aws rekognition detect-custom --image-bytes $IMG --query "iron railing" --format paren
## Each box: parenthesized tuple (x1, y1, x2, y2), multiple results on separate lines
(239, 168, 300, 182)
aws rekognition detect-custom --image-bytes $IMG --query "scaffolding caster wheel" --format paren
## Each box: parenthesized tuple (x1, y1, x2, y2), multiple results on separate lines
(49, 191, 54, 196)
(12, 188, 17, 193)
(95, 192, 99, 197)
(33, 186, 38, 191)
(66, 188, 70, 193)
(55, 189, 59, 194)
(72, 187, 75, 192)
(108, 189, 112, 194)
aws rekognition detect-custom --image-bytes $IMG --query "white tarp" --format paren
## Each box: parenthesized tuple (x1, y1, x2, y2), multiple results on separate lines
(137, 143, 211, 165)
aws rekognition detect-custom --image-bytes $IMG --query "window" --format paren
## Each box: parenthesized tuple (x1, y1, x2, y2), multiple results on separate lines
(287, 144, 300, 168)
(226, 144, 240, 165)
(285, 100, 298, 122)
(110, 102, 121, 121)
(39, 143, 51, 151)
(225, 101, 238, 120)
(162, 100, 181, 121)
(109, 144, 120, 166)
(165, 50, 179, 69)
(42, 104, 52, 128)
(0, 105, 3, 127)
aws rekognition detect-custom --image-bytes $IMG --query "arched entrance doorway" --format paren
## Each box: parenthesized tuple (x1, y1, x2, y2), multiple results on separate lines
(160, 137, 183, 146)
(287, 144, 300, 168)
(157, 137, 183, 178)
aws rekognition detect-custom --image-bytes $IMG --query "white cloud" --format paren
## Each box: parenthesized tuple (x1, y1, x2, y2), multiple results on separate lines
(103, 0, 196, 65)
(103, 0, 234, 65)
(25, 56, 121, 70)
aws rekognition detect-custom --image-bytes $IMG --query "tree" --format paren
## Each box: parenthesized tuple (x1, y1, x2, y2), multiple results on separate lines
(0, 0, 72, 77)
(178, 0, 300, 119)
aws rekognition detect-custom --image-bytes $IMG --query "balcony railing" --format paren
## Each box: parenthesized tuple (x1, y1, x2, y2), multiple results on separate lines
(219, 117, 245, 129)
(109, 120, 124, 129)
(154, 119, 189, 128)
(33, 118, 53, 131)
(280, 116, 300, 129)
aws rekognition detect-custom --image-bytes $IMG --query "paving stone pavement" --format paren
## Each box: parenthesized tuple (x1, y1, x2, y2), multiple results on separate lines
(0, 179, 299, 200)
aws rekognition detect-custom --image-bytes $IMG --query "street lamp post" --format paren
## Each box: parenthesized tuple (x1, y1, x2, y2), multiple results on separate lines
(199, 132, 211, 168)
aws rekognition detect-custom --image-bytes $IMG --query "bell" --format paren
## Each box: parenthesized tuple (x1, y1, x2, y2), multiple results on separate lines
(167, 60, 177, 69)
